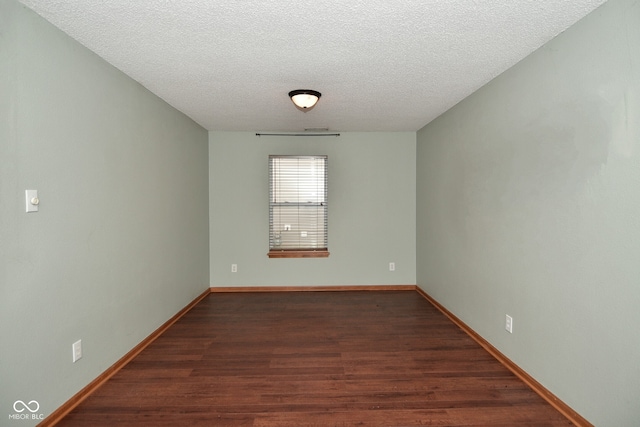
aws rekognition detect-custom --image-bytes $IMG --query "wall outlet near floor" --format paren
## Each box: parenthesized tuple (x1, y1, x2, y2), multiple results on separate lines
(72, 339, 82, 362)
(505, 314, 513, 333)
(389, 262, 395, 271)
(231, 264, 237, 273)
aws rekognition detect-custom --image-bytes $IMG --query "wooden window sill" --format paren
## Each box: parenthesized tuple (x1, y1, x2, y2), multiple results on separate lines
(268, 250, 330, 258)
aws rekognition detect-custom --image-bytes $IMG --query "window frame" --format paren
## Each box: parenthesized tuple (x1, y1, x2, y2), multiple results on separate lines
(268, 155, 329, 259)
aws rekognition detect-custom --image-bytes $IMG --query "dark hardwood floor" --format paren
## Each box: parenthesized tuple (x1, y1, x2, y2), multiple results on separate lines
(56, 291, 574, 426)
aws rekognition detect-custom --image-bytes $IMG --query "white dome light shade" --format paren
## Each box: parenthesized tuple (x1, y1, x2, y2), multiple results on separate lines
(289, 90, 321, 112)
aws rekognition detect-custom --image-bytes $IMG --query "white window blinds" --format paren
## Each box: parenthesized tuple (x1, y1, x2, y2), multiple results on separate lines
(269, 155, 328, 252)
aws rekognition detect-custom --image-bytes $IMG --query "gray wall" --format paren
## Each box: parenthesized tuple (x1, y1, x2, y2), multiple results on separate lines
(0, 2, 209, 424)
(416, 0, 640, 425)
(209, 132, 416, 287)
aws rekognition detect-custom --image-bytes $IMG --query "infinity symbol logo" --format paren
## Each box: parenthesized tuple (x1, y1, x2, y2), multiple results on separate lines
(13, 400, 40, 413)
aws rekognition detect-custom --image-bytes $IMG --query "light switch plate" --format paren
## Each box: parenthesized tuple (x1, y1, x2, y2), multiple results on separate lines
(25, 190, 39, 213)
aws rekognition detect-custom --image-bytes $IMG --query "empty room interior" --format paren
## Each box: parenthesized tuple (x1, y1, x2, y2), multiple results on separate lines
(2, 0, 639, 426)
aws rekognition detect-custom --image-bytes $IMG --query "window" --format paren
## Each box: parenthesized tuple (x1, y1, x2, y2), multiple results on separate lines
(268, 155, 329, 258)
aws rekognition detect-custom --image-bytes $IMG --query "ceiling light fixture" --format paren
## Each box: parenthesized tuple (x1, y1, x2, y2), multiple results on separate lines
(289, 89, 321, 112)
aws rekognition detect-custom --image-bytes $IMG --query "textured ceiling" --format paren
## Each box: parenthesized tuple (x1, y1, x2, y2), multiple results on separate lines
(20, 0, 607, 132)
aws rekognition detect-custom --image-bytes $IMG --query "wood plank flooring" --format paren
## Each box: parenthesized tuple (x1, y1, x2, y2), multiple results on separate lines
(56, 291, 574, 426)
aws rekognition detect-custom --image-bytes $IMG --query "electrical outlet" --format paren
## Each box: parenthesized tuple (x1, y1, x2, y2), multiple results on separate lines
(389, 262, 395, 271)
(231, 264, 237, 273)
(505, 315, 513, 333)
(72, 340, 82, 362)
